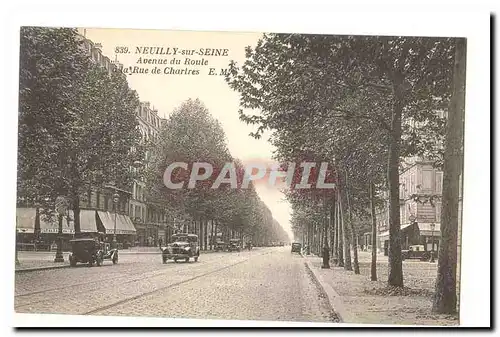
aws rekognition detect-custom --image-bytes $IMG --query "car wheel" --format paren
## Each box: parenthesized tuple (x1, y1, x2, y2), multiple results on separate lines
(194, 256, 198, 262)
(69, 255, 76, 267)
(88, 260, 93, 267)
(185, 257, 189, 263)
(96, 256, 102, 267)
(112, 253, 118, 264)
(174, 259, 178, 263)
(162, 256, 167, 264)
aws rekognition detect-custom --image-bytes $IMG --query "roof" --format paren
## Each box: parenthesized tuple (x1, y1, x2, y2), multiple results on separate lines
(379, 223, 414, 238)
(379, 222, 440, 238)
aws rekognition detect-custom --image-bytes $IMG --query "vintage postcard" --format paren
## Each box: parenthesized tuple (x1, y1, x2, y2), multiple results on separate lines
(14, 25, 470, 327)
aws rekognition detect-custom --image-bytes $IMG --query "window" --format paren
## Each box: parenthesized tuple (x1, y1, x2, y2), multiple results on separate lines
(422, 170, 433, 190)
(435, 172, 443, 194)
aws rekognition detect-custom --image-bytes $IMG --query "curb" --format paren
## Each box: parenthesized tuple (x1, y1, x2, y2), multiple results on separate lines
(15, 264, 71, 273)
(303, 257, 351, 324)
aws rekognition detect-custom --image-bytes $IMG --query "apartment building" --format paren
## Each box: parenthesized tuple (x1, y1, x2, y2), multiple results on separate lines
(377, 157, 443, 255)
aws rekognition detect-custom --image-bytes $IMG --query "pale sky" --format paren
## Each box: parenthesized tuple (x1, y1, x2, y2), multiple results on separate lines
(82, 27, 292, 240)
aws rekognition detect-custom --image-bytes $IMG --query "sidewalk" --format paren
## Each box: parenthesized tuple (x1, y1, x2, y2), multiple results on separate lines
(304, 252, 459, 326)
(15, 252, 71, 272)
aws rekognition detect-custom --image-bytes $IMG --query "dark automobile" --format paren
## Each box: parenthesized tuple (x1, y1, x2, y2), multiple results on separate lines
(161, 233, 200, 263)
(291, 242, 302, 254)
(401, 245, 431, 261)
(68, 238, 118, 267)
(228, 239, 241, 252)
(214, 241, 228, 252)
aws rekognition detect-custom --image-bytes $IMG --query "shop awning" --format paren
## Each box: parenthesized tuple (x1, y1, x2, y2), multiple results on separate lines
(97, 211, 136, 235)
(119, 214, 137, 234)
(16, 208, 36, 233)
(378, 223, 413, 239)
(72, 209, 98, 233)
(39, 211, 74, 234)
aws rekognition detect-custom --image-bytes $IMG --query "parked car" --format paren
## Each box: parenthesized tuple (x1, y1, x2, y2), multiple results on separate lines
(228, 239, 241, 252)
(160, 233, 200, 263)
(68, 237, 118, 267)
(291, 242, 302, 254)
(401, 245, 431, 261)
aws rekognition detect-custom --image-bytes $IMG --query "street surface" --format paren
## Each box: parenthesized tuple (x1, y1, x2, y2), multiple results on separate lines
(15, 247, 337, 323)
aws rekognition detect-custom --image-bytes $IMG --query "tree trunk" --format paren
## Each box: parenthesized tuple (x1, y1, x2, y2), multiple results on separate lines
(432, 38, 466, 314)
(307, 222, 312, 255)
(337, 190, 344, 267)
(204, 220, 208, 250)
(72, 194, 81, 234)
(210, 220, 214, 250)
(387, 78, 404, 287)
(214, 221, 218, 246)
(340, 188, 352, 271)
(330, 203, 336, 260)
(370, 181, 378, 281)
(345, 169, 360, 274)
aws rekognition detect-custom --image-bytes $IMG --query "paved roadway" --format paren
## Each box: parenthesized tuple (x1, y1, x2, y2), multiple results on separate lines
(15, 247, 337, 323)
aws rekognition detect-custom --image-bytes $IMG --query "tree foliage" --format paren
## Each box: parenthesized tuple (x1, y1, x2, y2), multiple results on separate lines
(18, 27, 142, 230)
(145, 98, 288, 243)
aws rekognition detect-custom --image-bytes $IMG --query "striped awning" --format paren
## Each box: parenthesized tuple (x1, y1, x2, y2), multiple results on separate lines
(70, 209, 98, 233)
(97, 211, 136, 235)
(16, 208, 36, 233)
(39, 211, 74, 234)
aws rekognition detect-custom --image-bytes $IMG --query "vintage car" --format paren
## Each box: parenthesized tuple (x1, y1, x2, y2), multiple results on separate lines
(401, 245, 431, 261)
(214, 241, 228, 252)
(68, 238, 118, 267)
(291, 242, 302, 254)
(161, 233, 200, 263)
(228, 239, 241, 252)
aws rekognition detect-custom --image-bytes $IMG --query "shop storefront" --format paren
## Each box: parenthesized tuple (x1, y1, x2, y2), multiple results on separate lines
(16, 207, 37, 250)
(96, 211, 136, 248)
(379, 222, 441, 256)
(16, 207, 98, 251)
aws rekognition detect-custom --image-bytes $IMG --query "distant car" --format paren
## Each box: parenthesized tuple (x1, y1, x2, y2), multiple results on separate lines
(214, 241, 228, 252)
(160, 233, 200, 263)
(401, 245, 431, 261)
(228, 239, 241, 252)
(291, 242, 302, 254)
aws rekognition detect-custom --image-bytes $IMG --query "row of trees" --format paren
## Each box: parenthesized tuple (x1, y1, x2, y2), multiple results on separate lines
(17, 27, 142, 228)
(144, 98, 289, 246)
(226, 34, 465, 314)
(17, 27, 288, 246)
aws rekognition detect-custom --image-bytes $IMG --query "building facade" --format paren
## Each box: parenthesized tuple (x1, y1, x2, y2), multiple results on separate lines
(377, 157, 443, 255)
(130, 101, 170, 246)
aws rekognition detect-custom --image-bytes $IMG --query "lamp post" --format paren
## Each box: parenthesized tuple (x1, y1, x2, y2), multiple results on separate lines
(53, 213, 65, 262)
(112, 193, 120, 249)
(429, 222, 436, 263)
